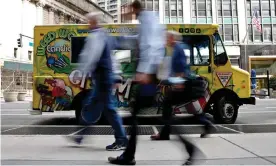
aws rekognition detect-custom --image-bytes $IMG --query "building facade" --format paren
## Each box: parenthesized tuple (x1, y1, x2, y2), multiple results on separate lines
(121, 0, 276, 77)
(97, 0, 121, 23)
(0, 0, 112, 92)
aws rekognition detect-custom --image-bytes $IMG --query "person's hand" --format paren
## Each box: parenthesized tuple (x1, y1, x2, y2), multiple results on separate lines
(135, 73, 152, 84)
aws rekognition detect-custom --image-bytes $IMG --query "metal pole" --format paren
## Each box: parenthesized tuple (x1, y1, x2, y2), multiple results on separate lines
(267, 70, 270, 97)
(243, 0, 249, 71)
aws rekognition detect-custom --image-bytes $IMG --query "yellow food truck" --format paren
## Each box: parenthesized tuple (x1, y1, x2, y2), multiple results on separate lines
(32, 23, 255, 124)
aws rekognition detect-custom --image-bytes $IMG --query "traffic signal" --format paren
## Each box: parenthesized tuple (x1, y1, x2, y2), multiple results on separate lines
(17, 38, 22, 47)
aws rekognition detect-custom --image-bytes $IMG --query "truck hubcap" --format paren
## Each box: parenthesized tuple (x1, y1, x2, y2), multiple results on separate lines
(223, 103, 234, 119)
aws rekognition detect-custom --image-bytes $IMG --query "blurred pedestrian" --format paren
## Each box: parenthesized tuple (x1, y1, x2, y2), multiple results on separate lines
(150, 30, 216, 165)
(66, 12, 128, 151)
(151, 31, 216, 141)
(108, 0, 166, 165)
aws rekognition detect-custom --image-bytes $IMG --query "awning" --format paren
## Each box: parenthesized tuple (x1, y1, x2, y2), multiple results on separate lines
(3, 61, 33, 72)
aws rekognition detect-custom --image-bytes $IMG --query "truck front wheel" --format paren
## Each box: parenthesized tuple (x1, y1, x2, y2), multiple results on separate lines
(213, 96, 239, 124)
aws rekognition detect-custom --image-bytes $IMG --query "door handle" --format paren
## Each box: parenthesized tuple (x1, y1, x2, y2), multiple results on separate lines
(208, 66, 212, 73)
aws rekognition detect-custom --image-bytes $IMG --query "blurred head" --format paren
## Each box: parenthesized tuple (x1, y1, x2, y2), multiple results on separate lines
(130, 0, 143, 17)
(85, 12, 104, 29)
(167, 30, 183, 46)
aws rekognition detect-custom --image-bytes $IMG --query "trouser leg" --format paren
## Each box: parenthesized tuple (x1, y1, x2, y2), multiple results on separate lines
(121, 94, 140, 160)
(103, 107, 128, 144)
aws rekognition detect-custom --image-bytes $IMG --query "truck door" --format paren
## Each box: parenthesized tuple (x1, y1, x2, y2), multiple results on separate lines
(185, 35, 214, 87)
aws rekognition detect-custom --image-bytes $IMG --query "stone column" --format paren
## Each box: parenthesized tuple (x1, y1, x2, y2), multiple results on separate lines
(211, 0, 217, 23)
(183, 0, 190, 23)
(158, 0, 164, 23)
(238, 0, 247, 70)
(69, 16, 75, 24)
(36, 0, 45, 25)
(48, 7, 56, 24)
(59, 12, 65, 24)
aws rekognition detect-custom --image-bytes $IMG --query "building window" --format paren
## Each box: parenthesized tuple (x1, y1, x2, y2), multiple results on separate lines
(247, 0, 275, 43)
(146, 0, 153, 10)
(14, 48, 18, 58)
(217, 0, 239, 42)
(225, 24, 233, 41)
(28, 51, 32, 60)
(164, 0, 183, 23)
(154, 0, 159, 11)
(192, 0, 212, 23)
(171, 10, 177, 16)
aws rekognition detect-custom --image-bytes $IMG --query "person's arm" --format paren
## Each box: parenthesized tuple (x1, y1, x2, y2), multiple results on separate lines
(173, 43, 189, 77)
(78, 32, 105, 73)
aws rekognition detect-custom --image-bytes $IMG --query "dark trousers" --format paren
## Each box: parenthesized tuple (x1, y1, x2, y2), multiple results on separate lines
(121, 82, 157, 160)
(160, 86, 213, 137)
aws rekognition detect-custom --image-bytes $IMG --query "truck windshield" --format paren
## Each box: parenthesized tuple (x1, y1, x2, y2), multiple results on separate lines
(182, 35, 210, 66)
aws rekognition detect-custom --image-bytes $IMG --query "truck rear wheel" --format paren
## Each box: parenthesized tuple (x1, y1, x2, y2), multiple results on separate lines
(213, 96, 238, 124)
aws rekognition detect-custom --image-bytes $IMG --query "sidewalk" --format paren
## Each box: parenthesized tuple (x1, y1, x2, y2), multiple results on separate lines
(2, 133, 276, 165)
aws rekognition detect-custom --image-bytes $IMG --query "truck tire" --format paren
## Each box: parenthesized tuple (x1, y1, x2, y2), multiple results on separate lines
(213, 96, 238, 124)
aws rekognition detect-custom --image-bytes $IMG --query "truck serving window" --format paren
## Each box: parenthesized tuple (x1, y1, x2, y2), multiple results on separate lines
(71, 36, 85, 64)
(71, 36, 137, 64)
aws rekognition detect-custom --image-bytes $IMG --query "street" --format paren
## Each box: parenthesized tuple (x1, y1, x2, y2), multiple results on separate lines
(1, 98, 276, 165)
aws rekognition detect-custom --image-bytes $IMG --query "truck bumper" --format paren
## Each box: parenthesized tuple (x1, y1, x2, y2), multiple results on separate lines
(240, 97, 256, 105)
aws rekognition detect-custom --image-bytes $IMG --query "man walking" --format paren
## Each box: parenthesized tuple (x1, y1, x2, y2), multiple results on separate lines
(108, 0, 166, 165)
(151, 31, 216, 141)
(150, 30, 212, 165)
(67, 12, 128, 151)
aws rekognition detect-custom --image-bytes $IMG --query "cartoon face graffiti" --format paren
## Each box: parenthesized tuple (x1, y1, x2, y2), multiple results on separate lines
(37, 78, 73, 111)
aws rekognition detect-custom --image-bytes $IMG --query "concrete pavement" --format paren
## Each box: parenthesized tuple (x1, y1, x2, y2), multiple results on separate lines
(2, 133, 276, 165)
